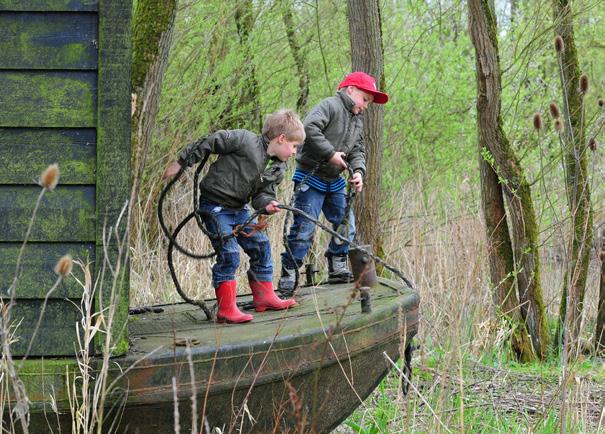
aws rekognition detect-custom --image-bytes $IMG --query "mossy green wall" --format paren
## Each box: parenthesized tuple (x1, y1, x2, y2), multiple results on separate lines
(0, 0, 131, 357)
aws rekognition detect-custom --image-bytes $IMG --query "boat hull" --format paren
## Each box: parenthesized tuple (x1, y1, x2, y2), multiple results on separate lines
(116, 336, 411, 433)
(18, 278, 419, 433)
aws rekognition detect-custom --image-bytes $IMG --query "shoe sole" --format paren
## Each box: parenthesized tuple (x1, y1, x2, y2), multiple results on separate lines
(254, 301, 296, 312)
(216, 316, 253, 324)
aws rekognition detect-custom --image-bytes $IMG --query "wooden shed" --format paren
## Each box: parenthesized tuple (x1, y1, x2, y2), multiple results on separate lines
(0, 0, 132, 357)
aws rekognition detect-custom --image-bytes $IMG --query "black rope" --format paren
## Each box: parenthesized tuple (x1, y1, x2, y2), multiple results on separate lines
(166, 211, 214, 318)
(158, 166, 215, 319)
(158, 159, 267, 320)
(158, 159, 416, 321)
(281, 164, 357, 294)
(332, 166, 356, 248)
(278, 204, 416, 291)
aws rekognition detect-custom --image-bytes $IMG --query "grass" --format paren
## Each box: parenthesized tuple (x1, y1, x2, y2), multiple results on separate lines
(128, 164, 605, 432)
(1, 179, 603, 433)
(339, 348, 604, 433)
(2, 152, 603, 433)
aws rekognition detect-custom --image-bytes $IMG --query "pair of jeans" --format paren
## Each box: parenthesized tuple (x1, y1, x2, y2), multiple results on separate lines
(281, 183, 355, 270)
(198, 199, 273, 288)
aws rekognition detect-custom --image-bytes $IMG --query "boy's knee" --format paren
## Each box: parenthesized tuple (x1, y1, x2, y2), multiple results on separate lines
(254, 241, 272, 260)
(327, 214, 345, 226)
(294, 219, 316, 240)
(220, 251, 240, 270)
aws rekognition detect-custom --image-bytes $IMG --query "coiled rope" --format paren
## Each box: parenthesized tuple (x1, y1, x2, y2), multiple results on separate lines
(157, 160, 415, 321)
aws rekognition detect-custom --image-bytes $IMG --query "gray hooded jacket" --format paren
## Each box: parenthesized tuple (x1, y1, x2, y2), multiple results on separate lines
(178, 129, 285, 210)
(296, 89, 366, 182)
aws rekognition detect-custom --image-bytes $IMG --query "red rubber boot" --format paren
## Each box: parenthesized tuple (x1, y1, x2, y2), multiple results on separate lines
(215, 281, 253, 323)
(250, 279, 296, 312)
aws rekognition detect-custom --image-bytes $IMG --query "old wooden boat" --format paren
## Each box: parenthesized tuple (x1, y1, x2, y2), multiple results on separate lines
(1, 2, 419, 433)
(19, 278, 418, 433)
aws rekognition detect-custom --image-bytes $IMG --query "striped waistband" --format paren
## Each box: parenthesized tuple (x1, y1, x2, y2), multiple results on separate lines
(292, 169, 345, 192)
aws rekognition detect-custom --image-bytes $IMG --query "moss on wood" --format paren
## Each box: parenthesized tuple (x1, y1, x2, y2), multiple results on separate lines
(0, 71, 96, 127)
(0, 185, 95, 242)
(0, 243, 94, 298)
(96, 0, 132, 356)
(0, 128, 96, 184)
(469, 0, 549, 360)
(8, 299, 82, 356)
(131, 0, 177, 92)
(0, 12, 97, 69)
(0, 1, 98, 11)
(552, 0, 594, 354)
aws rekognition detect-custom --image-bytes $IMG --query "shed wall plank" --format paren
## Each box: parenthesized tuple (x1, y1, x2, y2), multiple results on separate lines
(0, 1, 98, 12)
(0, 128, 96, 184)
(0, 243, 95, 298)
(0, 185, 95, 242)
(8, 300, 82, 356)
(0, 12, 98, 69)
(0, 71, 97, 127)
(96, 0, 132, 356)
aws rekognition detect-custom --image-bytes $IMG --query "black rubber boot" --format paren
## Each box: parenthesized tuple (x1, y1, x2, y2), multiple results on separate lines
(327, 254, 353, 283)
(277, 265, 297, 297)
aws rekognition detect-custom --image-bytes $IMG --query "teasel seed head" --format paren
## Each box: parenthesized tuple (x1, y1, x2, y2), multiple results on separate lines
(39, 163, 60, 191)
(533, 112, 542, 131)
(598, 98, 604, 108)
(54, 254, 73, 277)
(588, 137, 597, 152)
(579, 74, 589, 94)
(549, 102, 561, 119)
(554, 119, 564, 133)
(554, 35, 564, 53)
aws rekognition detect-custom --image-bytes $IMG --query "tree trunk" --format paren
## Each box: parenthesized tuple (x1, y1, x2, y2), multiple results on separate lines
(347, 0, 386, 257)
(596, 241, 605, 354)
(281, 0, 310, 113)
(479, 154, 536, 361)
(234, 0, 261, 131)
(552, 0, 593, 358)
(130, 0, 178, 225)
(468, 0, 549, 359)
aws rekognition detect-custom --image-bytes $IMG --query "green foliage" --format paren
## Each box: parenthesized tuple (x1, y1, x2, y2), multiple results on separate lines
(379, 3, 479, 213)
(142, 0, 603, 221)
(345, 347, 600, 433)
(137, 0, 605, 363)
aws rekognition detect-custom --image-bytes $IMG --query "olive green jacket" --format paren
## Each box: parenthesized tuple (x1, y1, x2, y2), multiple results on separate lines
(178, 130, 285, 210)
(296, 90, 366, 182)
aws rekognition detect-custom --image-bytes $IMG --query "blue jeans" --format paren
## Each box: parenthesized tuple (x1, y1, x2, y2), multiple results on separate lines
(281, 183, 355, 270)
(198, 199, 273, 287)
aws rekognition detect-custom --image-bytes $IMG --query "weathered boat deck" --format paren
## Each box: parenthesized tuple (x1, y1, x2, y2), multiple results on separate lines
(22, 278, 419, 433)
(128, 277, 416, 356)
(116, 278, 419, 433)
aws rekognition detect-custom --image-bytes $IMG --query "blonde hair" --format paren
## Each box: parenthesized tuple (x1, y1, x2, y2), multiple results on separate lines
(262, 109, 305, 143)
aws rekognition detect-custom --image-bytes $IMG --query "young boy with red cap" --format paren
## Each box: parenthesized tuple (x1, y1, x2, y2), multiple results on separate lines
(163, 109, 305, 323)
(279, 72, 389, 293)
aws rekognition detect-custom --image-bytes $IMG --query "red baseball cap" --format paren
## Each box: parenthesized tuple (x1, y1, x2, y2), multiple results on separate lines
(338, 71, 389, 104)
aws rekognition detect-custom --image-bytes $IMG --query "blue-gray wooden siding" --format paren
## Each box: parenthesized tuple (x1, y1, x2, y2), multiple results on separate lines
(0, 0, 131, 357)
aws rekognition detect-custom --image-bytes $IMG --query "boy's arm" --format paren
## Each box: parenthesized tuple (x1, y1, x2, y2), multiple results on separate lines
(177, 130, 237, 168)
(346, 132, 366, 177)
(304, 100, 337, 162)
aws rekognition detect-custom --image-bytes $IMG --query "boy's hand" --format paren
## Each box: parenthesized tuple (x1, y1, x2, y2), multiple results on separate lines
(350, 172, 363, 193)
(328, 152, 348, 170)
(265, 201, 281, 215)
(163, 162, 182, 178)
